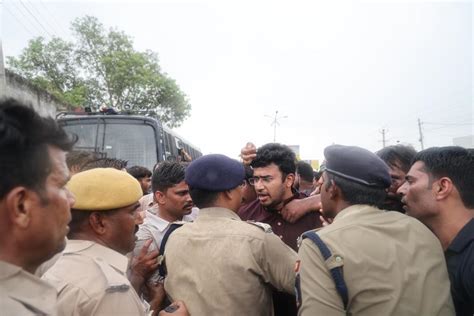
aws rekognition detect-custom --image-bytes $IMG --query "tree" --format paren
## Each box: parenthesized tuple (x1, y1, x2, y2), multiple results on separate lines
(7, 16, 190, 127)
(7, 37, 87, 105)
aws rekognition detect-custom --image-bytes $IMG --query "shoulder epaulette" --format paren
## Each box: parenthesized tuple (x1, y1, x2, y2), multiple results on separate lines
(246, 220, 273, 233)
(92, 257, 130, 293)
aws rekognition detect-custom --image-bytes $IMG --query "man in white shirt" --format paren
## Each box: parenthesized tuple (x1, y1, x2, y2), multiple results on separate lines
(135, 162, 196, 282)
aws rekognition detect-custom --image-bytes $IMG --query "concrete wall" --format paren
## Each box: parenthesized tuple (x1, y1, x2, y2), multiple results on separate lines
(2, 69, 71, 118)
(0, 42, 6, 99)
(453, 135, 474, 148)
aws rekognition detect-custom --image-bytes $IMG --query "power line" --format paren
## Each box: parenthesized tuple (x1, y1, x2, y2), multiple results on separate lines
(423, 121, 472, 126)
(38, 0, 69, 37)
(23, 0, 63, 38)
(393, 87, 472, 123)
(3, 4, 36, 38)
(425, 127, 472, 133)
(18, 0, 53, 38)
(8, 1, 43, 37)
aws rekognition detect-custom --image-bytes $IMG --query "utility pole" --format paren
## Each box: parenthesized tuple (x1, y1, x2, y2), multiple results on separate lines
(0, 40, 7, 98)
(380, 128, 387, 148)
(417, 118, 424, 150)
(265, 110, 287, 142)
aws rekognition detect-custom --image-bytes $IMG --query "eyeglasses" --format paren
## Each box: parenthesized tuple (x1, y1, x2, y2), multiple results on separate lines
(248, 176, 274, 186)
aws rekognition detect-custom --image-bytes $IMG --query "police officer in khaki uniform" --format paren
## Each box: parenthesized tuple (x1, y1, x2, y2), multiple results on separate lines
(43, 168, 164, 316)
(297, 145, 454, 316)
(164, 154, 298, 316)
(0, 99, 76, 315)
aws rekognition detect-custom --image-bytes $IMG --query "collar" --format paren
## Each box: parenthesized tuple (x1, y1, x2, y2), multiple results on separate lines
(196, 207, 241, 221)
(64, 240, 129, 274)
(146, 204, 159, 215)
(0, 260, 22, 279)
(140, 193, 155, 208)
(0, 261, 57, 315)
(333, 204, 380, 222)
(447, 218, 474, 253)
(143, 209, 171, 233)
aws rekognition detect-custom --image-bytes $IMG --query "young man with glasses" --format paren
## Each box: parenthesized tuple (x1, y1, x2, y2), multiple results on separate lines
(239, 142, 322, 251)
(238, 142, 322, 316)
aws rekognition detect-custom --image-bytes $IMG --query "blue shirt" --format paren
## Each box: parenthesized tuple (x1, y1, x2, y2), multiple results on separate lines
(445, 218, 474, 316)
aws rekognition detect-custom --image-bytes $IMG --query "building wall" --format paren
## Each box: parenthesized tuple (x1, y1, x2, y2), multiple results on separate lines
(2, 69, 71, 118)
(453, 135, 474, 148)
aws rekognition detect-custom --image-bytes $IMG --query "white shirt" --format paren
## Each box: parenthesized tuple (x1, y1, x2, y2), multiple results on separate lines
(134, 205, 198, 282)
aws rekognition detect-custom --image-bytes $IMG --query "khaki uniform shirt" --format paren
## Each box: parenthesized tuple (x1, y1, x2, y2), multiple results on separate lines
(298, 205, 455, 316)
(0, 260, 57, 315)
(43, 240, 147, 316)
(164, 207, 298, 316)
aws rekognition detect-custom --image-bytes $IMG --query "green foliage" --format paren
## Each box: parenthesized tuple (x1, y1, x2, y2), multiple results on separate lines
(7, 36, 87, 106)
(7, 16, 190, 127)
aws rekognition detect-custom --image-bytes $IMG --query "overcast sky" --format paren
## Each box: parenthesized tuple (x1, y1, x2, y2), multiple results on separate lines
(2, 0, 472, 162)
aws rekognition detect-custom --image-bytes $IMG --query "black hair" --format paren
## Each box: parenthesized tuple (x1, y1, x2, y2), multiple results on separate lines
(81, 158, 128, 171)
(0, 98, 76, 199)
(251, 143, 296, 179)
(244, 165, 254, 184)
(296, 161, 314, 182)
(189, 188, 219, 209)
(313, 170, 322, 181)
(66, 150, 97, 171)
(67, 209, 91, 237)
(166, 155, 177, 162)
(127, 165, 152, 179)
(68, 208, 119, 238)
(152, 161, 185, 193)
(376, 145, 417, 173)
(326, 172, 387, 208)
(414, 146, 474, 208)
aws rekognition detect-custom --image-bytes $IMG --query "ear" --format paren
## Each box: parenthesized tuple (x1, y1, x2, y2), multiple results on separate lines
(434, 177, 453, 201)
(4, 187, 36, 229)
(155, 191, 166, 205)
(285, 173, 295, 188)
(70, 165, 80, 175)
(222, 190, 233, 200)
(88, 212, 107, 235)
(327, 179, 339, 200)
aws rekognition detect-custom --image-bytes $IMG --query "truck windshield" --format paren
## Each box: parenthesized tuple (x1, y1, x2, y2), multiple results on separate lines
(62, 121, 158, 170)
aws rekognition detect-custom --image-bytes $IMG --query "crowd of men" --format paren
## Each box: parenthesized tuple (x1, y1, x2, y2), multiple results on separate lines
(0, 97, 473, 316)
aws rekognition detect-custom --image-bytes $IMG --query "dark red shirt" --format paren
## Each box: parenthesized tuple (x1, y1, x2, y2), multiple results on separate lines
(238, 192, 322, 251)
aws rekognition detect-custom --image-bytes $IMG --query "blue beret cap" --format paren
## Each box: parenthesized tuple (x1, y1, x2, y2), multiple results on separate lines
(185, 154, 245, 191)
(324, 145, 391, 188)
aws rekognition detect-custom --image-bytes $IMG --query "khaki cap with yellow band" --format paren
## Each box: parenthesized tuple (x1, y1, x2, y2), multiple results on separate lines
(67, 168, 143, 211)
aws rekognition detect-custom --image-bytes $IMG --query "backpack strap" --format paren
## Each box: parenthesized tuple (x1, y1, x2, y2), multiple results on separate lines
(158, 223, 183, 278)
(301, 231, 349, 310)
